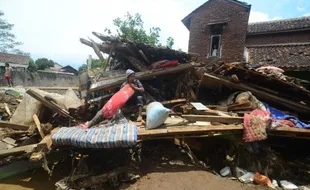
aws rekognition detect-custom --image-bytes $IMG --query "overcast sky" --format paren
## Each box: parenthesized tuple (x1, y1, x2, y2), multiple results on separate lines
(1, 0, 309, 69)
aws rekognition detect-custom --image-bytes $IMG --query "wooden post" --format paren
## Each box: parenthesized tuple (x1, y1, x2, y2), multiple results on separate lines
(87, 55, 92, 72)
(33, 114, 45, 139)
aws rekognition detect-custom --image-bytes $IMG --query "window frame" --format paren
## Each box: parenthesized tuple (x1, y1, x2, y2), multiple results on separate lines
(209, 34, 222, 58)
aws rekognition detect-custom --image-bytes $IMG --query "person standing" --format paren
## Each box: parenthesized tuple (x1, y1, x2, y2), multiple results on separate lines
(5, 63, 13, 87)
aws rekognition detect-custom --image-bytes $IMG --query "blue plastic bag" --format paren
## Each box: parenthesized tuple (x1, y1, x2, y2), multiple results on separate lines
(146, 102, 170, 129)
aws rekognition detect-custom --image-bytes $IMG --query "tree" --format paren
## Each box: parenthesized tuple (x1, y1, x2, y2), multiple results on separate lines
(78, 64, 87, 72)
(78, 59, 107, 72)
(106, 12, 174, 47)
(166, 37, 174, 49)
(27, 58, 37, 72)
(35, 58, 55, 70)
(0, 11, 24, 54)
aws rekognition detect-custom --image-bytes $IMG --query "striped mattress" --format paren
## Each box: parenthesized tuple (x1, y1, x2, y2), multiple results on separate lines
(52, 122, 137, 148)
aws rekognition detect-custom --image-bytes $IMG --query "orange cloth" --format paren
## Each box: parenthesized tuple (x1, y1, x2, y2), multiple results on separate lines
(102, 84, 134, 118)
(254, 172, 272, 187)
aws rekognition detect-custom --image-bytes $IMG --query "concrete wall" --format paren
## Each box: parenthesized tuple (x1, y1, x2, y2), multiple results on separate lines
(0, 70, 78, 87)
(188, 0, 250, 63)
(246, 30, 310, 45)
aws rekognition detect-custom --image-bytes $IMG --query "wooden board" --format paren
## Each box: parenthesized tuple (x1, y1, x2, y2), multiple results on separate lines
(0, 144, 38, 158)
(27, 89, 73, 119)
(33, 114, 45, 139)
(182, 115, 243, 124)
(269, 127, 310, 139)
(202, 73, 310, 113)
(0, 121, 30, 131)
(138, 124, 243, 138)
(143, 98, 187, 109)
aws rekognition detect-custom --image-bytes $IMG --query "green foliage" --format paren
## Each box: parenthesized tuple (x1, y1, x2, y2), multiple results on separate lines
(35, 58, 55, 70)
(166, 37, 174, 49)
(0, 11, 25, 54)
(78, 64, 87, 72)
(92, 59, 107, 68)
(106, 12, 174, 48)
(27, 58, 37, 72)
(78, 59, 106, 72)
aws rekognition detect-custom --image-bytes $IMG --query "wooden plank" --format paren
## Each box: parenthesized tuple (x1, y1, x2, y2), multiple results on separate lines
(0, 121, 30, 131)
(182, 115, 243, 124)
(4, 103, 11, 116)
(271, 127, 310, 134)
(143, 98, 187, 109)
(89, 63, 193, 92)
(202, 73, 310, 113)
(27, 89, 73, 119)
(0, 144, 38, 158)
(137, 124, 243, 137)
(32, 114, 45, 139)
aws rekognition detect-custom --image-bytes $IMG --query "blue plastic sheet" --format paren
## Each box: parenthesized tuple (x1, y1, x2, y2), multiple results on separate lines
(264, 103, 310, 129)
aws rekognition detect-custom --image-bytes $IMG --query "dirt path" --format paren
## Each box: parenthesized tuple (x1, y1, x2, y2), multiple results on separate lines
(0, 167, 268, 190)
(123, 170, 266, 190)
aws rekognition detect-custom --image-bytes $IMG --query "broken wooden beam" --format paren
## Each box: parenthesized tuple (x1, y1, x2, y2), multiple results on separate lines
(92, 32, 124, 43)
(0, 144, 38, 158)
(182, 115, 243, 124)
(33, 114, 45, 139)
(30, 128, 58, 161)
(89, 63, 193, 92)
(27, 89, 73, 119)
(202, 73, 310, 113)
(80, 38, 128, 54)
(0, 121, 30, 131)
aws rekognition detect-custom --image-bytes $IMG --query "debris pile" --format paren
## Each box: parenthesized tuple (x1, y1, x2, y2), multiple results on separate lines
(0, 34, 310, 189)
(0, 90, 22, 121)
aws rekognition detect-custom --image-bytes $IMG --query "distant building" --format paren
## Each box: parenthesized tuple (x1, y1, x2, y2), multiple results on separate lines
(0, 52, 29, 72)
(182, 0, 310, 71)
(45, 63, 78, 75)
(62, 65, 78, 75)
(45, 62, 63, 72)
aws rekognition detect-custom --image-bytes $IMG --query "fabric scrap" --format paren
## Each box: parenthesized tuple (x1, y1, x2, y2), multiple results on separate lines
(243, 109, 271, 142)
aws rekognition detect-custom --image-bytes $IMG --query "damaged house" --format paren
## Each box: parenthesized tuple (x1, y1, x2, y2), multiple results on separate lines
(1, 0, 310, 189)
(182, 0, 310, 79)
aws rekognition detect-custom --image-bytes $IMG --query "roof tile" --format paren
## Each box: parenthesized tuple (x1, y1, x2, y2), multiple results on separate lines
(0, 52, 29, 65)
(247, 16, 310, 34)
(246, 43, 310, 70)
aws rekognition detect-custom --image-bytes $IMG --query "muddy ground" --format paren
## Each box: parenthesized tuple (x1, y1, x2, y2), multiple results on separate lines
(0, 138, 310, 190)
(0, 167, 268, 190)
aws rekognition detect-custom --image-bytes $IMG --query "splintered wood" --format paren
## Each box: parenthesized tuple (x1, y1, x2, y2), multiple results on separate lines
(202, 73, 310, 113)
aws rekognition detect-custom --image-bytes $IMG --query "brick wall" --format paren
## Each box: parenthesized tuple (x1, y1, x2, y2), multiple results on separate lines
(188, 0, 250, 63)
(246, 30, 310, 45)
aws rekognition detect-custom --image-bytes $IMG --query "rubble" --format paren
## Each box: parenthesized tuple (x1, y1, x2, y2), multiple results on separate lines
(0, 34, 310, 189)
